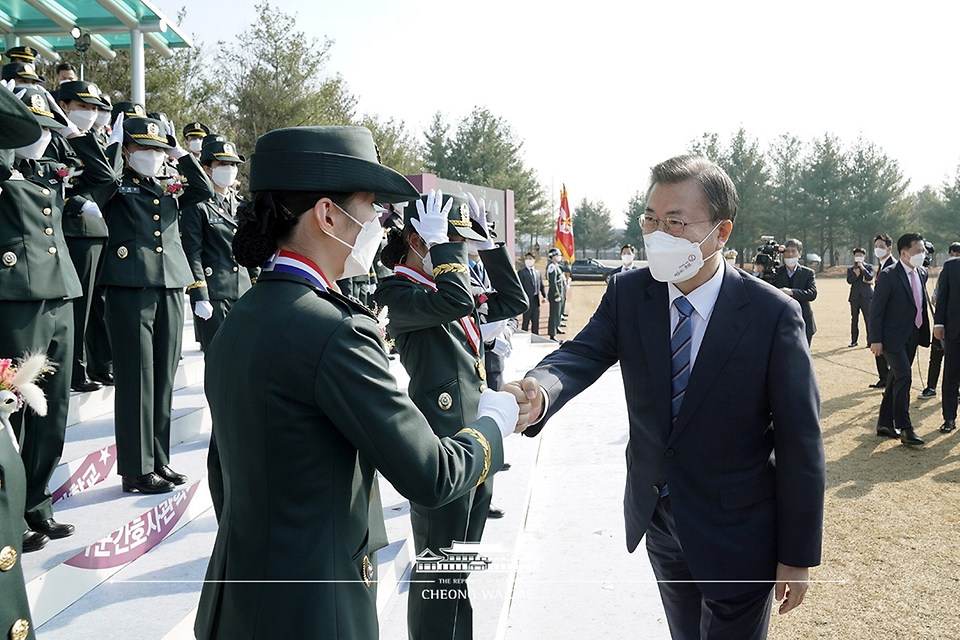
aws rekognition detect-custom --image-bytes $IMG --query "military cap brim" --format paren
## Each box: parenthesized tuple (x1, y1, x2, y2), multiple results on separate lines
(112, 101, 146, 122)
(122, 116, 173, 150)
(18, 87, 66, 129)
(248, 126, 419, 204)
(183, 122, 210, 137)
(403, 193, 489, 242)
(58, 81, 109, 108)
(2, 62, 43, 83)
(200, 137, 245, 164)
(0, 86, 43, 148)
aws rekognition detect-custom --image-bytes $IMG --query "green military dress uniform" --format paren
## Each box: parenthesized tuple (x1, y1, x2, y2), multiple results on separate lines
(547, 259, 564, 339)
(0, 88, 118, 527)
(0, 418, 35, 640)
(194, 263, 504, 640)
(374, 241, 528, 640)
(92, 118, 214, 479)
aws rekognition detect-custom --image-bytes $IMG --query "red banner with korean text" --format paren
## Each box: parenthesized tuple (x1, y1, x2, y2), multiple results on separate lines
(554, 184, 575, 261)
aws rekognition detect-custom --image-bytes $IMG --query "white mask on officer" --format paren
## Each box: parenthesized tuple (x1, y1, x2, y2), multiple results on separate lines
(211, 165, 238, 189)
(412, 243, 434, 278)
(66, 109, 98, 132)
(188, 138, 203, 153)
(95, 110, 111, 128)
(908, 251, 926, 269)
(127, 149, 166, 178)
(14, 129, 52, 160)
(874, 247, 888, 259)
(644, 220, 723, 284)
(323, 202, 382, 279)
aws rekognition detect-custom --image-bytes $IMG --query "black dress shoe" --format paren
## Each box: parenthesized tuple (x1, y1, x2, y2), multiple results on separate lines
(940, 420, 956, 433)
(900, 428, 925, 445)
(919, 388, 937, 399)
(89, 372, 114, 386)
(500, 462, 511, 471)
(876, 425, 901, 438)
(848, 342, 858, 347)
(556, 329, 566, 334)
(487, 506, 505, 519)
(869, 380, 886, 389)
(155, 465, 187, 485)
(122, 472, 175, 494)
(71, 378, 103, 393)
(22, 530, 50, 553)
(29, 518, 75, 539)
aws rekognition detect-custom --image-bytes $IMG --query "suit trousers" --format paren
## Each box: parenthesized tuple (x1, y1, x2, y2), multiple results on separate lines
(850, 298, 870, 344)
(65, 236, 106, 384)
(408, 484, 488, 640)
(0, 298, 73, 523)
(878, 329, 920, 431)
(941, 337, 960, 421)
(645, 496, 774, 640)
(926, 339, 944, 391)
(193, 298, 235, 353)
(105, 286, 184, 477)
(521, 301, 540, 335)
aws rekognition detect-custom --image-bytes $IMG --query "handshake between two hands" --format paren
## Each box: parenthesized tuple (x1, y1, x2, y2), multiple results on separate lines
(476, 378, 544, 439)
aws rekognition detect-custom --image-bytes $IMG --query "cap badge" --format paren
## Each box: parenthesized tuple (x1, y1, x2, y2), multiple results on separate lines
(30, 93, 44, 109)
(223, 143, 234, 155)
(146, 122, 160, 137)
(134, 105, 145, 115)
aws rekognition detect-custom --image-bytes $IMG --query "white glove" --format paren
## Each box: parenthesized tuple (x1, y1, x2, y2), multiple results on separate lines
(477, 388, 520, 439)
(465, 192, 495, 251)
(80, 200, 103, 219)
(43, 88, 80, 138)
(107, 113, 125, 147)
(194, 300, 214, 320)
(411, 189, 452, 247)
(1, 79, 16, 93)
(164, 118, 189, 159)
(366, 283, 376, 294)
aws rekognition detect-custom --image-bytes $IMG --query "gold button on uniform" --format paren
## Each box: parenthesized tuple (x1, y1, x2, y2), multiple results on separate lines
(153, 215, 160, 221)
(133, 178, 140, 184)
(44, 228, 53, 236)
(47, 247, 57, 255)
(0, 545, 17, 571)
(156, 246, 163, 253)
(42, 207, 51, 216)
(153, 199, 160, 205)
(2, 252, 16, 267)
(204, 267, 213, 277)
(10, 618, 30, 640)
(117, 246, 128, 259)
(438, 392, 453, 411)
(362, 555, 373, 588)
(154, 230, 161, 237)
(479, 383, 487, 392)
(232, 266, 238, 272)
(41, 188, 50, 195)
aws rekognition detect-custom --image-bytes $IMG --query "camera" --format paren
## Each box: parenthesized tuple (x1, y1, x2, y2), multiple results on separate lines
(753, 236, 784, 285)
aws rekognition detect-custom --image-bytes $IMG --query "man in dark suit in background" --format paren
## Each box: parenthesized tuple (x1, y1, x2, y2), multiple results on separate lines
(870, 233, 931, 445)
(773, 239, 817, 346)
(932, 241, 960, 434)
(846, 247, 873, 347)
(505, 155, 825, 639)
(518, 252, 545, 334)
(870, 233, 897, 388)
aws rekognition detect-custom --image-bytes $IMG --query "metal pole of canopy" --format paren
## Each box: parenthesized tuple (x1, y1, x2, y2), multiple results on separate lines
(130, 28, 145, 106)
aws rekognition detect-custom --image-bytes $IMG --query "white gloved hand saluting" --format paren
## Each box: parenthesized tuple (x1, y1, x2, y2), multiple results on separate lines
(465, 192, 495, 252)
(43, 88, 81, 138)
(477, 388, 521, 439)
(164, 118, 189, 160)
(107, 113, 125, 147)
(411, 189, 452, 247)
(80, 200, 103, 219)
(194, 300, 214, 321)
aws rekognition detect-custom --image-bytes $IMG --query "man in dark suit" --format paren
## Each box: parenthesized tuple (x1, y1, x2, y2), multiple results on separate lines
(846, 247, 873, 347)
(871, 233, 897, 388)
(870, 233, 931, 445)
(505, 156, 825, 639)
(773, 239, 817, 346)
(518, 252, 545, 334)
(932, 242, 960, 433)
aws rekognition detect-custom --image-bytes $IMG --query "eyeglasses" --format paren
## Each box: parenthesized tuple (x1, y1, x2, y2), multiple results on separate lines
(638, 214, 715, 237)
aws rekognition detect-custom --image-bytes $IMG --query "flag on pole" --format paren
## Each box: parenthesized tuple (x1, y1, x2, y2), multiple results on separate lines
(554, 184, 575, 261)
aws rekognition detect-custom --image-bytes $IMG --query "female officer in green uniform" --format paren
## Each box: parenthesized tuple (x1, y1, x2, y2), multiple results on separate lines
(374, 190, 528, 640)
(194, 126, 521, 640)
(93, 114, 214, 495)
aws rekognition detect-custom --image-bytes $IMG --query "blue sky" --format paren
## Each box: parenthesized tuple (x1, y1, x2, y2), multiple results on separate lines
(155, 0, 960, 221)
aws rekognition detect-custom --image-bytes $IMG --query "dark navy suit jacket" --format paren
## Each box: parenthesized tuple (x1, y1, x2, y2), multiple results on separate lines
(934, 258, 960, 340)
(847, 263, 874, 301)
(524, 262, 825, 599)
(773, 264, 818, 341)
(871, 261, 931, 350)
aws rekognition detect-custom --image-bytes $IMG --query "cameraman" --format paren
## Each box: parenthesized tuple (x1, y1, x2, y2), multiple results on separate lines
(774, 239, 818, 346)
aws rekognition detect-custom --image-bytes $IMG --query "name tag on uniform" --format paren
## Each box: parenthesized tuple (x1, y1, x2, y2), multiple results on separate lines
(207, 216, 226, 225)
(118, 186, 140, 194)
(48, 178, 59, 185)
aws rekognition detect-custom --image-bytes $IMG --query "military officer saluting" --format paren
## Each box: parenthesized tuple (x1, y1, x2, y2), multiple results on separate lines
(92, 114, 214, 495)
(0, 84, 119, 552)
(180, 136, 257, 351)
(182, 121, 210, 158)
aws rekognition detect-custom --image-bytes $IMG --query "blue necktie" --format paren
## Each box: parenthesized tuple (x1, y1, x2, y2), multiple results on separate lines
(671, 297, 694, 420)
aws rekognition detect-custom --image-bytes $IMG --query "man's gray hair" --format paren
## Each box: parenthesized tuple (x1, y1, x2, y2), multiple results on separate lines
(646, 155, 739, 223)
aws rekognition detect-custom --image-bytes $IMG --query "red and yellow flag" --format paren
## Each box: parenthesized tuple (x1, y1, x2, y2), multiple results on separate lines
(554, 184, 575, 261)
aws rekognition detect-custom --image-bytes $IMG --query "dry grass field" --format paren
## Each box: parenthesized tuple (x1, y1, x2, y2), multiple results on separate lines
(559, 273, 960, 640)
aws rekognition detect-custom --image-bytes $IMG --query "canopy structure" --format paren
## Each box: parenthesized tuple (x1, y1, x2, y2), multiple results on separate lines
(0, 0, 192, 104)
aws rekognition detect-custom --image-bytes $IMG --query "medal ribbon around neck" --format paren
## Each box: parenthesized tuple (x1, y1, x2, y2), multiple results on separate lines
(394, 264, 482, 355)
(263, 249, 332, 292)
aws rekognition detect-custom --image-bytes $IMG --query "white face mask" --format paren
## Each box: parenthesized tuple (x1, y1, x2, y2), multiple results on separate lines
(127, 149, 166, 177)
(324, 203, 383, 279)
(908, 252, 926, 269)
(188, 138, 203, 153)
(524, 259, 535, 268)
(643, 221, 723, 284)
(854, 255, 864, 263)
(621, 253, 634, 266)
(14, 129, 52, 160)
(784, 257, 800, 268)
(211, 165, 238, 189)
(67, 109, 98, 132)
(95, 110, 111, 128)
(874, 247, 888, 259)
(412, 244, 434, 277)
